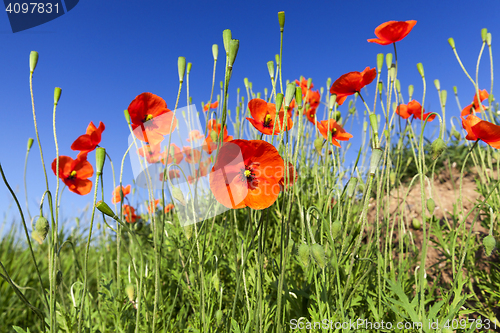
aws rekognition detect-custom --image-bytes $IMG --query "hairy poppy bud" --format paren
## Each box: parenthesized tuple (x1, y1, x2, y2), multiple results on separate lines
(178, 57, 186, 83)
(431, 138, 446, 160)
(376, 53, 384, 72)
(481, 28, 488, 42)
(30, 51, 38, 73)
(483, 235, 496, 256)
(369, 148, 383, 175)
(310, 243, 326, 269)
(34, 216, 49, 244)
(96, 201, 116, 219)
(212, 44, 218, 61)
(171, 186, 186, 206)
(124, 109, 131, 125)
(434, 79, 440, 91)
(385, 53, 393, 69)
(297, 243, 311, 267)
(56, 270, 63, 287)
(125, 284, 134, 302)
(331, 221, 342, 240)
(222, 29, 232, 55)
(416, 63, 425, 78)
(228, 39, 239, 68)
(412, 218, 421, 230)
(451, 128, 461, 141)
(27, 138, 34, 151)
(212, 273, 220, 291)
(314, 137, 323, 155)
(346, 177, 358, 197)
(284, 83, 295, 108)
(295, 87, 303, 108)
(408, 85, 414, 100)
(278, 11, 285, 32)
(95, 148, 106, 176)
(267, 60, 275, 79)
(487, 33, 492, 47)
(215, 309, 223, 326)
(448, 37, 455, 49)
(184, 224, 193, 240)
(54, 87, 62, 105)
(426, 198, 435, 214)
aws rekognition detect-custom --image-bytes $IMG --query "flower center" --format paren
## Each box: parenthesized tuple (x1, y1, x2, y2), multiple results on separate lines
(244, 170, 252, 177)
(263, 114, 273, 127)
(144, 114, 154, 122)
(69, 170, 77, 179)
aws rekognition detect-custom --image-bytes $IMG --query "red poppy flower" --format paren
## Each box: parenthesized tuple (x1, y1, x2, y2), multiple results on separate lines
(187, 130, 205, 142)
(247, 98, 293, 135)
(209, 140, 284, 210)
(51, 152, 93, 195)
(367, 20, 417, 45)
(112, 184, 131, 204)
(148, 199, 160, 213)
(165, 203, 175, 213)
(462, 114, 500, 148)
(127, 92, 177, 146)
(295, 78, 313, 94)
(122, 205, 139, 223)
(183, 146, 202, 164)
(316, 120, 353, 148)
(461, 89, 489, 117)
(304, 90, 321, 124)
(71, 121, 105, 153)
(278, 162, 298, 190)
(330, 67, 377, 106)
(160, 169, 181, 182)
(188, 159, 211, 184)
(137, 143, 162, 164)
(396, 100, 435, 121)
(161, 144, 183, 165)
(204, 101, 219, 112)
(203, 119, 233, 154)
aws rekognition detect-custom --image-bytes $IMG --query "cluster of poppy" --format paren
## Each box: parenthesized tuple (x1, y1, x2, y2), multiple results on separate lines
(52, 121, 105, 195)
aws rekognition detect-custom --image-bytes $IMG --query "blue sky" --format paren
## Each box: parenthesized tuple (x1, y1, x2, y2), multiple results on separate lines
(1, 0, 499, 234)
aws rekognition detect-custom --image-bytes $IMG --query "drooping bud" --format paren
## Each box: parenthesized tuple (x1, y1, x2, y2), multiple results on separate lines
(27, 138, 34, 151)
(451, 127, 461, 141)
(95, 147, 106, 176)
(369, 148, 383, 175)
(448, 37, 455, 49)
(416, 63, 425, 78)
(278, 11, 285, 32)
(29, 51, 39, 73)
(483, 235, 496, 256)
(426, 198, 436, 214)
(310, 243, 326, 269)
(267, 60, 275, 79)
(297, 243, 310, 267)
(228, 39, 239, 68)
(376, 53, 384, 72)
(284, 83, 295, 108)
(171, 186, 186, 206)
(33, 216, 49, 244)
(222, 29, 232, 55)
(431, 138, 446, 160)
(331, 221, 342, 240)
(54, 87, 62, 105)
(212, 44, 218, 61)
(96, 201, 116, 218)
(178, 56, 186, 83)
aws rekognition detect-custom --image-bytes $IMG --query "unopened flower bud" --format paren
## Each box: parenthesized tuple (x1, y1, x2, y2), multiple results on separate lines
(54, 87, 62, 105)
(412, 218, 421, 230)
(267, 61, 274, 79)
(27, 138, 34, 151)
(187, 62, 192, 75)
(34, 216, 49, 244)
(212, 44, 218, 61)
(377, 53, 384, 72)
(275, 54, 280, 66)
(244, 77, 249, 88)
(124, 109, 131, 125)
(483, 235, 496, 256)
(481, 28, 488, 42)
(298, 243, 310, 267)
(346, 177, 358, 197)
(125, 284, 134, 302)
(314, 137, 323, 155)
(295, 87, 303, 108)
(228, 39, 239, 68)
(369, 148, 383, 175)
(184, 224, 193, 240)
(326, 78, 331, 89)
(453, 86, 458, 95)
(310, 243, 326, 269)
(95, 147, 106, 176)
(451, 127, 461, 141)
(332, 111, 341, 121)
(441, 90, 447, 107)
(178, 57, 186, 83)
(30, 51, 38, 73)
(408, 85, 414, 100)
(431, 138, 446, 160)
(278, 11, 285, 31)
(448, 37, 455, 49)
(215, 309, 223, 326)
(222, 29, 232, 55)
(284, 83, 295, 108)
(426, 198, 436, 214)
(331, 221, 342, 240)
(56, 270, 63, 287)
(97, 201, 117, 218)
(487, 33, 492, 47)
(416, 63, 425, 78)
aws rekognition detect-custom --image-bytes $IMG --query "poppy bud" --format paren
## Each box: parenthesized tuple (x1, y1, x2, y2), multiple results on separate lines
(389, 64, 396, 82)
(187, 62, 192, 75)
(376, 53, 384, 72)
(331, 221, 342, 240)
(212, 273, 220, 291)
(408, 85, 414, 100)
(329, 94, 336, 110)
(249, 82, 253, 90)
(222, 29, 232, 55)
(125, 284, 134, 302)
(448, 37, 455, 49)
(453, 86, 458, 95)
(431, 138, 446, 160)
(363, 121, 367, 133)
(228, 39, 239, 68)
(256, 92, 261, 99)
(426, 198, 436, 215)
(171, 186, 186, 206)
(481, 28, 488, 42)
(184, 224, 193, 240)
(346, 177, 358, 197)
(332, 111, 341, 121)
(385, 53, 393, 69)
(295, 87, 303, 108)
(310, 243, 326, 269)
(29, 51, 38, 73)
(369, 148, 383, 175)
(297, 243, 310, 267)
(441, 90, 447, 108)
(275, 93, 284, 115)
(267, 61, 275, 79)
(434, 79, 440, 91)
(487, 33, 492, 47)
(320, 87, 324, 96)
(278, 11, 285, 32)
(314, 137, 323, 155)
(275, 54, 280, 66)
(178, 56, 186, 83)
(412, 218, 421, 230)
(27, 138, 34, 151)
(56, 270, 63, 287)
(124, 109, 131, 125)
(54, 87, 62, 105)
(416, 63, 425, 78)
(96, 201, 117, 219)
(244, 77, 249, 88)
(215, 309, 223, 326)
(95, 147, 106, 176)
(389, 171, 396, 186)
(236, 106, 240, 118)
(212, 44, 218, 61)
(34, 216, 49, 244)
(284, 83, 295, 108)
(369, 112, 379, 134)
(307, 78, 312, 90)
(326, 78, 331, 90)
(483, 235, 496, 256)
(378, 81, 383, 95)
(451, 127, 461, 141)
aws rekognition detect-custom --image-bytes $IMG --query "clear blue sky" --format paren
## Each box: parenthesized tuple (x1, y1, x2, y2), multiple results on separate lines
(1, 0, 498, 234)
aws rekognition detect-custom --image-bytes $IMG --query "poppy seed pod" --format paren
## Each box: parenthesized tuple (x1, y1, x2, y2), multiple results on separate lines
(278, 11, 285, 31)
(329, 94, 336, 110)
(310, 243, 326, 269)
(27, 138, 34, 151)
(416, 63, 425, 78)
(331, 221, 342, 240)
(275, 54, 280, 66)
(222, 29, 232, 55)
(212, 44, 218, 61)
(453, 86, 458, 94)
(448, 37, 455, 49)
(244, 77, 249, 88)
(307, 78, 312, 90)
(326, 77, 331, 90)
(378, 81, 383, 95)
(54, 87, 62, 105)
(96, 201, 117, 219)
(228, 39, 239, 68)
(431, 138, 446, 160)
(30, 51, 39, 73)
(297, 243, 310, 267)
(267, 61, 275, 79)
(95, 147, 106, 176)
(395, 80, 401, 94)
(178, 57, 186, 83)
(284, 83, 295, 108)
(481, 28, 488, 42)
(389, 65, 396, 82)
(483, 235, 496, 256)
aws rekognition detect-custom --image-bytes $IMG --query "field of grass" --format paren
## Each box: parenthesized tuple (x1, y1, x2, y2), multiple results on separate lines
(1, 13, 499, 333)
